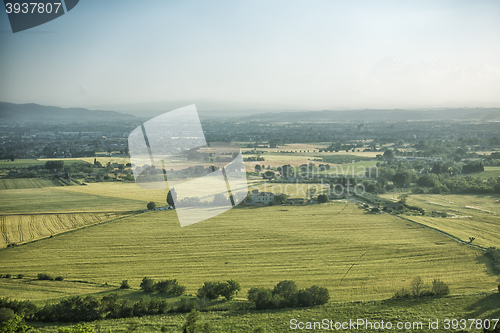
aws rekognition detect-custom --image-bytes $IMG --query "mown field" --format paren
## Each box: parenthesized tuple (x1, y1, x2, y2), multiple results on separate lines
(0, 194, 497, 302)
(0, 212, 125, 248)
(0, 178, 60, 190)
(380, 194, 500, 249)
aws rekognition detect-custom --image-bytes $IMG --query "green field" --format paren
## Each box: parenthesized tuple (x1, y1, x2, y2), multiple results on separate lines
(1, 201, 497, 302)
(29, 291, 500, 332)
(0, 178, 60, 190)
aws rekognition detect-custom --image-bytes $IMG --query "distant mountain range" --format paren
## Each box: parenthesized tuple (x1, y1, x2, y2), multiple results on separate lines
(1, 101, 499, 124)
(0, 102, 137, 124)
(239, 108, 500, 122)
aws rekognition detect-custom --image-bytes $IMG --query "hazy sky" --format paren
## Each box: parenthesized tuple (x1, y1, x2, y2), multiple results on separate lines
(1, 0, 499, 111)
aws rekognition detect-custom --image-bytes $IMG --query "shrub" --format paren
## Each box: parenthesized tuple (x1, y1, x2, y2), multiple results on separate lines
(306, 285, 329, 305)
(272, 280, 297, 299)
(120, 280, 131, 289)
(55, 276, 64, 281)
(37, 273, 53, 281)
(17, 274, 24, 279)
(4, 274, 11, 279)
(176, 298, 198, 313)
(146, 202, 157, 210)
(393, 288, 411, 299)
(218, 280, 241, 301)
(411, 276, 425, 296)
(197, 282, 220, 300)
(197, 280, 240, 301)
(140, 277, 155, 293)
(431, 279, 450, 296)
(154, 279, 185, 297)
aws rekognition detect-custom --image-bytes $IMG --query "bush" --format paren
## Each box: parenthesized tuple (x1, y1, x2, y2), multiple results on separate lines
(140, 277, 155, 293)
(4, 274, 11, 279)
(175, 298, 198, 313)
(197, 280, 240, 301)
(431, 279, 450, 296)
(146, 202, 157, 210)
(394, 278, 450, 298)
(55, 276, 64, 281)
(306, 285, 329, 305)
(37, 273, 53, 281)
(17, 274, 24, 279)
(248, 281, 329, 310)
(120, 280, 131, 289)
(197, 282, 220, 300)
(154, 279, 185, 297)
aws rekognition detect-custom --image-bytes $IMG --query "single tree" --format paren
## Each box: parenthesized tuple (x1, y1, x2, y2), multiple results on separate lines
(147, 202, 157, 210)
(167, 188, 177, 207)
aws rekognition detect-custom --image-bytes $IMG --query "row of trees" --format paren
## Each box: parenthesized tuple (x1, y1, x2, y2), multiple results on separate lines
(247, 280, 329, 310)
(139, 277, 185, 296)
(393, 277, 450, 298)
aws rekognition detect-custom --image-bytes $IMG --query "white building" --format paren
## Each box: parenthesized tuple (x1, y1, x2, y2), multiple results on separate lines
(251, 189, 274, 205)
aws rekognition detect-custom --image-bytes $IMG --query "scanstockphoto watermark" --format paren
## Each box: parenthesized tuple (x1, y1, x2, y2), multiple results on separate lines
(260, 179, 368, 198)
(255, 163, 379, 197)
(289, 318, 499, 331)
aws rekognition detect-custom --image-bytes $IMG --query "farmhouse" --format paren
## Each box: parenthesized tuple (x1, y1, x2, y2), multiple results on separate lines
(251, 189, 274, 205)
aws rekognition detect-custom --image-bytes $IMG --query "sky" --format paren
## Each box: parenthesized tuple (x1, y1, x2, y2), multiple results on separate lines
(1, 0, 500, 111)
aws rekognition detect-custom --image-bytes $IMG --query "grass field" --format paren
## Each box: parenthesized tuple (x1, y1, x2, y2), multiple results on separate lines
(0, 212, 126, 248)
(395, 194, 500, 248)
(473, 166, 500, 180)
(0, 184, 157, 214)
(0, 178, 60, 190)
(1, 202, 497, 302)
(29, 291, 500, 332)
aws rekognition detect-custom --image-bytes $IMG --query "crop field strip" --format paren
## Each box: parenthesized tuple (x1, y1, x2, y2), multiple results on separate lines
(0, 203, 496, 302)
(394, 194, 500, 248)
(0, 212, 126, 248)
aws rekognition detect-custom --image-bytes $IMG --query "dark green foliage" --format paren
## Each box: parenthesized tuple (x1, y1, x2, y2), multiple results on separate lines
(154, 279, 185, 297)
(248, 281, 330, 310)
(317, 194, 328, 203)
(146, 202, 157, 210)
(305, 285, 330, 305)
(176, 298, 198, 313)
(462, 161, 484, 174)
(393, 277, 450, 298)
(197, 282, 221, 300)
(140, 277, 155, 293)
(55, 276, 64, 281)
(166, 188, 177, 207)
(219, 280, 241, 301)
(197, 280, 240, 301)
(484, 247, 500, 275)
(272, 280, 298, 300)
(37, 273, 53, 280)
(431, 279, 450, 296)
(0, 313, 32, 332)
(140, 277, 185, 296)
(120, 280, 130, 289)
(44, 160, 64, 171)
(0, 307, 15, 323)
(0, 298, 38, 320)
(181, 309, 214, 333)
(4, 274, 11, 279)
(17, 274, 24, 279)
